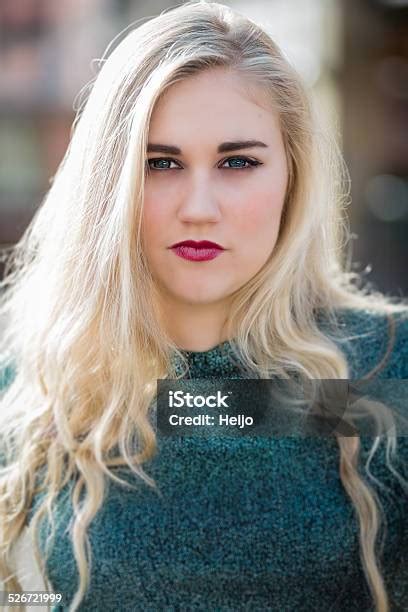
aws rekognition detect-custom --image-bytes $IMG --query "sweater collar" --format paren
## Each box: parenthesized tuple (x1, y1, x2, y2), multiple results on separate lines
(169, 308, 349, 379)
(172, 339, 249, 379)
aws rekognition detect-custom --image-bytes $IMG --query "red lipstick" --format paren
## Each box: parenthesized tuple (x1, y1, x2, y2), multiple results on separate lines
(170, 240, 225, 262)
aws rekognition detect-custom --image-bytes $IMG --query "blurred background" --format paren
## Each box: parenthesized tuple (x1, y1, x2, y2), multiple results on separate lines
(0, 0, 407, 295)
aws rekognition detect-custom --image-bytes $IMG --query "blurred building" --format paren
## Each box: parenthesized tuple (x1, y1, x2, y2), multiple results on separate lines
(341, 0, 408, 296)
(0, 0, 407, 294)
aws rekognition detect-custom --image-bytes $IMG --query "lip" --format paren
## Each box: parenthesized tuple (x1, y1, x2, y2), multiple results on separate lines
(170, 240, 225, 249)
(169, 240, 226, 262)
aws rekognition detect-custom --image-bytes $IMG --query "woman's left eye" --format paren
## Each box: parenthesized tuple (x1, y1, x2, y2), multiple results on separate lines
(219, 156, 262, 169)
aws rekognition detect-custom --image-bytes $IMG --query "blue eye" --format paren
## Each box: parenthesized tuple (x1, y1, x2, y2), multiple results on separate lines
(220, 156, 261, 169)
(146, 158, 181, 170)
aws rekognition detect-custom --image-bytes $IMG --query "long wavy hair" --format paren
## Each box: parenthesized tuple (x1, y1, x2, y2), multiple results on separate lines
(0, 2, 407, 610)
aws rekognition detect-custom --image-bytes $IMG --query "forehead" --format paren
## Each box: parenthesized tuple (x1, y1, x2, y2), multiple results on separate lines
(148, 69, 281, 142)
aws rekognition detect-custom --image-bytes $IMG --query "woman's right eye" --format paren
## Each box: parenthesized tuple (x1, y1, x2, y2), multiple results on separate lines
(146, 158, 181, 170)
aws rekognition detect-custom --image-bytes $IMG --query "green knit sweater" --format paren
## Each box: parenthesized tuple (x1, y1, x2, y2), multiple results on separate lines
(1, 308, 408, 611)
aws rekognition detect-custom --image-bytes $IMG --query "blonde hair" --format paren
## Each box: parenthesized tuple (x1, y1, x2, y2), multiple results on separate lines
(0, 2, 407, 610)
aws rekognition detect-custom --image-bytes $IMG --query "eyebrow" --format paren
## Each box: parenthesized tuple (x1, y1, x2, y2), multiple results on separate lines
(146, 140, 268, 155)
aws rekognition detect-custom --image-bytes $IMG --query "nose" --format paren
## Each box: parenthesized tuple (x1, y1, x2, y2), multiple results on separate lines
(177, 174, 222, 224)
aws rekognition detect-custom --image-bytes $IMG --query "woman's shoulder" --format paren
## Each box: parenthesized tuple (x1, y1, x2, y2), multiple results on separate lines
(321, 306, 408, 379)
(324, 307, 408, 480)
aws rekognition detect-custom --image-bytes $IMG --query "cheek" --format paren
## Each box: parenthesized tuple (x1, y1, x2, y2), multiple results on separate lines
(233, 187, 284, 237)
(142, 179, 182, 243)
(141, 194, 167, 243)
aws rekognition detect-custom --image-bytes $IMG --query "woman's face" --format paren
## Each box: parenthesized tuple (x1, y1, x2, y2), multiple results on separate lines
(142, 68, 288, 310)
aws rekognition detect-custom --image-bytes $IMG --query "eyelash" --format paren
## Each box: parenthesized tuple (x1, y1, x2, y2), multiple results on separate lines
(146, 156, 262, 171)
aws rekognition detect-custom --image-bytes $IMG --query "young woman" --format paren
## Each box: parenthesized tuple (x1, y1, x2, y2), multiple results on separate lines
(0, 1, 407, 610)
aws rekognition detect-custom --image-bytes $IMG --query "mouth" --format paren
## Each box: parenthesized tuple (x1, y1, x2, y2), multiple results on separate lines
(170, 240, 225, 250)
(169, 240, 226, 262)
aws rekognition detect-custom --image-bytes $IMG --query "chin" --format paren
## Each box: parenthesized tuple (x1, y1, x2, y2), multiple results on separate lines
(169, 286, 229, 305)
(179, 293, 226, 305)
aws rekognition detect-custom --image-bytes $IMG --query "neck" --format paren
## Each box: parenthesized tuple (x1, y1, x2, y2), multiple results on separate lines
(156, 294, 232, 352)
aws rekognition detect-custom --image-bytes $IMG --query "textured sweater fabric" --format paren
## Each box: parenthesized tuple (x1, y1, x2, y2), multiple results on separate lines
(3, 308, 408, 611)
